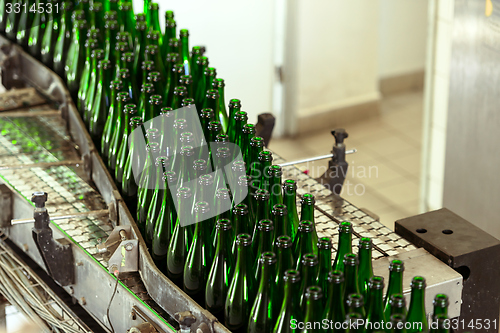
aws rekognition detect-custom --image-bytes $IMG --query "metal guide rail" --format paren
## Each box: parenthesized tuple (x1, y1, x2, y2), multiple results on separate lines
(0, 36, 463, 332)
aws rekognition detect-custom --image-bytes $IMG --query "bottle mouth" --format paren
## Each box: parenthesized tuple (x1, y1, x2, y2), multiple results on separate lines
(433, 294, 449, 307)
(233, 203, 249, 216)
(236, 233, 252, 246)
(250, 137, 265, 147)
(347, 294, 364, 308)
(254, 189, 270, 201)
(216, 218, 232, 231)
(232, 161, 246, 173)
(389, 259, 405, 272)
(258, 151, 273, 162)
(148, 142, 160, 153)
(118, 92, 130, 102)
(98, 60, 111, 69)
(124, 104, 138, 115)
(216, 134, 229, 143)
(389, 294, 406, 308)
(298, 221, 314, 233)
(216, 188, 231, 200)
(283, 179, 297, 192)
(318, 237, 332, 249)
(358, 237, 372, 249)
(229, 99, 242, 108)
(180, 29, 189, 37)
(411, 276, 426, 289)
(272, 204, 288, 216)
(368, 276, 384, 290)
(257, 219, 274, 232)
(260, 251, 277, 265)
(339, 221, 353, 233)
(301, 253, 318, 267)
(129, 117, 143, 128)
(163, 171, 177, 184)
(390, 314, 405, 324)
(343, 253, 358, 266)
(275, 235, 293, 248)
(197, 174, 213, 185)
(182, 98, 195, 107)
(195, 201, 210, 214)
(328, 270, 344, 284)
(283, 269, 301, 283)
(177, 187, 192, 199)
(242, 124, 256, 134)
(305, 286, 323, 300)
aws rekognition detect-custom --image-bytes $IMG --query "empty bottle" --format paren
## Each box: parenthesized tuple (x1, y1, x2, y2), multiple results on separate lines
(358, 237, 374, 302)
(384, 260, 405, 320)
(301, 286, 324, 333)
(333, 221, 353, 272)
(273, 269, 304, 333)
(324, 270, 346, 329)
(294, 221, 319, 270)
(365, 276, 386, 333)
(343, 253, 361, 310)
(406, 276, 428, 333)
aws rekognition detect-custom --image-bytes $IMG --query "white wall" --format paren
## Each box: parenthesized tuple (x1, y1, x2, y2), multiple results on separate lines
(150, 0, 277, 125)
(420, 0, 454, 211)
(378, 0, 429, 78)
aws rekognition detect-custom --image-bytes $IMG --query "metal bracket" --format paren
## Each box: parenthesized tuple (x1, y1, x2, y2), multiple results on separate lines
(255, 113, 275, 148)
(175, 311, 197, 333)
(315, 128, 349, 195)
(0, 185, 12, 228)
(30, 191, 75, 287)
(97, 226, 138, 274)
(395, 208, 500, 333)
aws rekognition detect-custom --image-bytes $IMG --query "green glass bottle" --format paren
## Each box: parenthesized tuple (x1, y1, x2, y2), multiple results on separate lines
(147, 71, 164, 102)
(203, 89, 220, 122)
(0, 0, 11, 33)
(212, 78, 228, 132)
(194, 60, 210, 110)
(77, 38, 99, 114)
(294, 221, 319, 270)
(248, 252, 279, 333)
(90, 60, 113, 145)
(179, 75, 194, 99)
(252, 189, 270, 238)
(179, 28, 190, 75)
(138, 83, 154, 123)
(273, 269, 304, 333)
(227, 98, 241, 142)
(257, 150, 273, 191)
(365, 276, 386, 333)
(148, 2, 162, 36)
(120, 68, 138, 103)
(105, 10, 118, 22)
(40, 0, 60, 67)
(323, 270, 346, 328)
(384, 260, 405, 320)
(134, 21, 148, 82)
(358, 237, 374, 302)
(184, 201, 215, 304)
(119, 1, 135, 37)
(5, 0, 21, 41)
(171, 86, 188, 110)
(391, 314, 407, 333)
(248, 136, 265, 176)
(274, 235, 295, 300)
(146, 44, 165, 79)
(225, 233, 257, 332)
(333, 221, 353, 272)
(346, 313, 364, 333)
(190, 47, 203, 89)
(343, 253, 361, 310)
(299, 254, 319, 308)
(121, 117, 146, 208)
(104, 19, 119, 63)
(430, 314, 448, 333)
(108, 91, 131, 174)
(210, 189, 232, 249)
(272, 204, 293, 241)
(66, 19, 88, 101)
(108, 0, 118, 14)
(389, 294, 407, 316)
(115, 103, 138, 189)
(241, 124, 256, 167)
(145, 156, 169, 245)
(84, 48, 105, 126)
(233, 203, 252, 244)
(152, 171, 177, 268)
(252, 219, 274, 281)
(15, 0, 31, 48)
(166, 187, 194, 286)
(148, 94, 163, 120)
(206, 219, 235, 322)
(432, 294, 448, 320)
(302, 286, 324, 333)
(406, 277, 429, 333)
(346, 293, 366, 318)
(143, 0, 151, 23)
(120, 51, 138, 96)
(52, 1, 74, 77)
(90, 1, 104, 32)
(101, 79, 123, 164)
(268, 165, 283, 209)
(300, 193, 318, 229)
(233, 111, 248, 150)
(316, 237, 333, 294)
(27, 0, 47, 59)
(282, 180, 302, 243)
(136, 142, 161, 232)
(163, 16, 176, 56)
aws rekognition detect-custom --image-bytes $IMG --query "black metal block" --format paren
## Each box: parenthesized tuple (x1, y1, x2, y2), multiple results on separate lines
(395, 208, 500, 333)
(255, 113, 275, 148)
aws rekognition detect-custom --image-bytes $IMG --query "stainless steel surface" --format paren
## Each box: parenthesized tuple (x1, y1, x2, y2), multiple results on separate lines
(443, 0, 500, 239)
(277, 149, 357, 167)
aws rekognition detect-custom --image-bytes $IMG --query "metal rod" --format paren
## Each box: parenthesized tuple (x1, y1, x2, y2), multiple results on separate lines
(278, 149, 357, 167)
(0, 160, 83, 171)
(11, 209, 109, 225)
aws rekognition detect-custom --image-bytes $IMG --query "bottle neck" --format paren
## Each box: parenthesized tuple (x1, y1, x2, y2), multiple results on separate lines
(216, 227, 231, 256)
(181, 35, 190, 74)
(344, 264, 359, 290)
(359, 248, 373, 273)
(256, 228, 272, 257)
(318, 247, 332, 271)
(337, 233, 352, 266)
(256, 199, 269, 221)
(386, 271, 403, 296)
(409, 288, 426, 316)
(301, 204, 315, 222)
(257, 262, 275, 293)
(283, 279, 301, 310)
(367, 288, 384, 317)
(235, 244, 252, 273)
(283, 190, 297, 214)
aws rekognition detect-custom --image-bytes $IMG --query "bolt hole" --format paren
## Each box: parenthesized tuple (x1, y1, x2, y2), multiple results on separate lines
(442, 229, 453, 235)
(416, 228, 427, 234)
(455, 265, 471, 281)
